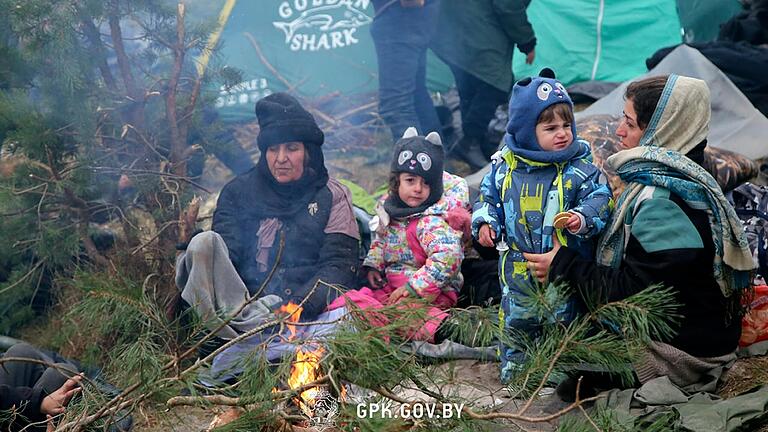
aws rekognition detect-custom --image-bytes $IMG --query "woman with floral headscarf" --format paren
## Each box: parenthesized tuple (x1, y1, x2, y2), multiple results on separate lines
(525, 75, 755, 392)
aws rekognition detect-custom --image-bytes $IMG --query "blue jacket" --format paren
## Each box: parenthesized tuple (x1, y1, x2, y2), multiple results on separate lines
(472, 139, 612, 382)
(473, 140, 611, 289)
(472, 139, 612, 309)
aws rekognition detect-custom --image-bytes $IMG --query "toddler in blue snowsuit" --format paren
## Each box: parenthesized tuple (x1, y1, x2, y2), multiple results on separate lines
(472, 68, 613, 382)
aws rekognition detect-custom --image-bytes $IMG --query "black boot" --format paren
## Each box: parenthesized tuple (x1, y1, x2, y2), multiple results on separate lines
(449, 136, 489, 170)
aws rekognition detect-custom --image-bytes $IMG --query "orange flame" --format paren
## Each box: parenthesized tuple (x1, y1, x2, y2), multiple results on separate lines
(288, 345, 325, 416)
(277, 302, 302, 340)
(275, 302, 328, 417)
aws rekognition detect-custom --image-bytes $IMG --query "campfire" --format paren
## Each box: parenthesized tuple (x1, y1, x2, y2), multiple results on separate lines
(277, 302, 343, 430)
(288, 345, 326, 417)
(208, 302, 342, 431)
(277, 301, 326, 417)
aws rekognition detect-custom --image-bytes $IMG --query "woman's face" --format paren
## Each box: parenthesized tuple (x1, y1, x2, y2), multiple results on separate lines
(616, 99, 644, 149)
(266, 142, 305, 183)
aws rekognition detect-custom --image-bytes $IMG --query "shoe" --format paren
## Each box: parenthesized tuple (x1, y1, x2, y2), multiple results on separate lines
(450, 136, 489, 170)
(555, 370, 632, 403)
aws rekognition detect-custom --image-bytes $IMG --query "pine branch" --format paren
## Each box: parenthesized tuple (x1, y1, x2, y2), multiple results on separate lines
(519, 319, 589, 415)
(165, 376, 331, 408)
(0, 260, 45, 296)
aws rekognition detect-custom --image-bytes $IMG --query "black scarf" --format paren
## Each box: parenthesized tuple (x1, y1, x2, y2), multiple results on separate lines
(251, 143, 329, 219)
(383, 189, 439, 219)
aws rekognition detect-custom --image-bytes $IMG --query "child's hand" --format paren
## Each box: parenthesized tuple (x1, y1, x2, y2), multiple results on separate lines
(565, 212, 583, 233)
(387, 286, 409, 304)
(41, 374, 83, 415)
(523, 235, 561, 283)
(478, 224, 496, 248)
(366, 268, 384, 289)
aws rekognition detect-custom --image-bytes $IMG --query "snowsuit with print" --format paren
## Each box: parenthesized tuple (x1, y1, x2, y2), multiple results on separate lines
(471, 71, 612, 382)
(331, 171, 469, 341)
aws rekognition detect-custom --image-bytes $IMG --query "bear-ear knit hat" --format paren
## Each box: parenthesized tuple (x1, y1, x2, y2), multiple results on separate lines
(254, 92, 324, 151)
(384, 127, 445, 218)
(504, 68, 579, 163)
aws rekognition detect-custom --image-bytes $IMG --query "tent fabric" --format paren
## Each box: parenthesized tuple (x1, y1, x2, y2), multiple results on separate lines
(566, 80, 621, 103)
(207, 1, 747, 124)
(578, 45, 768, 160)
(648, 42, 768, 117)
(597, 376, 768, 432)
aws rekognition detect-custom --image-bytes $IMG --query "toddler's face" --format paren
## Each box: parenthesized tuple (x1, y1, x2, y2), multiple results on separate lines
(535, 113, 573, 152)
(397, 173, 430, 208)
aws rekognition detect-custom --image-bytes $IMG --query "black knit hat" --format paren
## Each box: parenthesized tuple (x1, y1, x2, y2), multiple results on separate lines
(384, 127, 445, 217)
(254, 92, 324, 151)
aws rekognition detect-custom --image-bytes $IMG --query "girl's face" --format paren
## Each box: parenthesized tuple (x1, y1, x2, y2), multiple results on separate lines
(616, 99, 644, 149)
(535, 113, 573, 151)
(397, 173, 430, 208)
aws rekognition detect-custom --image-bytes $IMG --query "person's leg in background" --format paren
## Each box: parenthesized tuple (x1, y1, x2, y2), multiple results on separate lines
(372, 36, 422, 139)
(446, 64, 490, 169)
(412, 0, 441, 136)
(413, 44, 441, 135)
(371, 1, 440, 140)
(461, 73, 509, 159)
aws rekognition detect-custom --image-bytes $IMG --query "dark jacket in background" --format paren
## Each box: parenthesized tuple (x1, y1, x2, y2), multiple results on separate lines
(431, 0, 536, 92)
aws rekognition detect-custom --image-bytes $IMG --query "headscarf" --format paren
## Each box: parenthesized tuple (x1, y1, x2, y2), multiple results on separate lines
(597, 75, 753, 297)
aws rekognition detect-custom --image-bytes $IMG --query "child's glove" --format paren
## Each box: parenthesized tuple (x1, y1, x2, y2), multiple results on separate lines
(478, 223, 497, 248)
